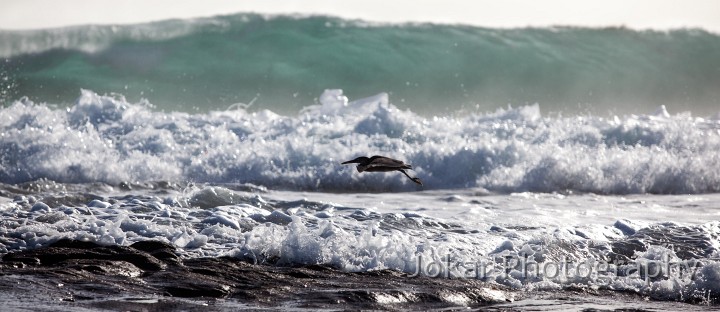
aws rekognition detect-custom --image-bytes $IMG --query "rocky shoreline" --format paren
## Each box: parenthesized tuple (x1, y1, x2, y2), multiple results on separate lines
(0, 239, 514, 310)
(1, 239, 712, 311)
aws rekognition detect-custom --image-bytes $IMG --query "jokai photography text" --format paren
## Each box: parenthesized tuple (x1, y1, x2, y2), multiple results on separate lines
(409, 249, 705, 285)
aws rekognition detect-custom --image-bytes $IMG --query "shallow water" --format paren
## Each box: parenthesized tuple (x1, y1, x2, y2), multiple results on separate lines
(2, 180, 720, 309)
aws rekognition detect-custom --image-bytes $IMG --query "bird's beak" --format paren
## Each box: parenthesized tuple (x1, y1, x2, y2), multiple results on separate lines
(341, 160, 354, 164)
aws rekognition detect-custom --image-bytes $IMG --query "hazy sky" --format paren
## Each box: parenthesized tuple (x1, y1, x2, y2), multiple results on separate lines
(1, 0, 719, 32)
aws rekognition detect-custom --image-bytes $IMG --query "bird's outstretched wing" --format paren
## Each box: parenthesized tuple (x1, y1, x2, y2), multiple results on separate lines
(365, 156, 412, 170)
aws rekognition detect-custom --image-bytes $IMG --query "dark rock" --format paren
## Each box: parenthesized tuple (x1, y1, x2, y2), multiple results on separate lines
(0, 239, 519, 309)
(49, 239, 103, 249)
(611, 238, 647, 260)
(611, 224, 716, 260)
(130, 240, 181, 265)
(130, 240, 175, 253)
(4, 239, 166, 271)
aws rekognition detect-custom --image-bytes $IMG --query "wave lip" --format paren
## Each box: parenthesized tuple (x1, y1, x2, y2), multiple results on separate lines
(2, 89, 720, 194)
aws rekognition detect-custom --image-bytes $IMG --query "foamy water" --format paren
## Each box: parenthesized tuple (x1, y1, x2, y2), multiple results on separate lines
(2, 89, 719, 193)
(2, 90, 720, 304)
(3, 182, 720, 303)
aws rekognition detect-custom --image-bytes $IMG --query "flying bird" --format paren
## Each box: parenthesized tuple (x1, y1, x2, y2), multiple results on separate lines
(341, 155, 423, 185)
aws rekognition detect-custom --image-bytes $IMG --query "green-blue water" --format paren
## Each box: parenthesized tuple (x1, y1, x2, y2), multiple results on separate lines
(2, 14, 719, 116)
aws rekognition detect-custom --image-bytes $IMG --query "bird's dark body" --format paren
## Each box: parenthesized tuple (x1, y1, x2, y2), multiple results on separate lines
(341, 155, 422, 185)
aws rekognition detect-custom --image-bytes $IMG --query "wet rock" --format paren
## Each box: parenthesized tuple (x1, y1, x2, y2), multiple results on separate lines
(0, 239, 519, 309)
(611, 224, 715, 260)
(130, 240, 181, 265)
(66, 259, 145, 277)
(2, 239, 167, 271)
(610, 238, 647, 262)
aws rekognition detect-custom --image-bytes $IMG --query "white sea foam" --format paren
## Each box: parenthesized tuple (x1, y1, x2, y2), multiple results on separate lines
(3, 89, 720, 303)
(2, 89, 719, 194)
(2, 184, 720, 302)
